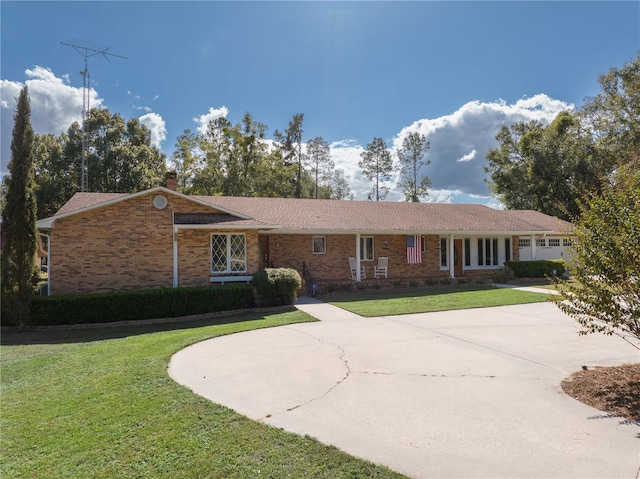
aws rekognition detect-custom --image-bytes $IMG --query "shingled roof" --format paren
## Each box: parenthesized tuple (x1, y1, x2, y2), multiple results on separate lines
(195, 196, 572, 234)
(41, 187, 572, 234)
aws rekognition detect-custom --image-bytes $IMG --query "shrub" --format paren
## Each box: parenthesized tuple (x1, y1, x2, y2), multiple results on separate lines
(439, 276, 452, 286)
(340, 282, 353, 292)
(425, 277, 438, 287)
(491, 266, 517, 283)
(23, 285, 255, 327)
(505, 260, 568, 278)
(252, 268, 302, 307)
(324, 282, 337, 294)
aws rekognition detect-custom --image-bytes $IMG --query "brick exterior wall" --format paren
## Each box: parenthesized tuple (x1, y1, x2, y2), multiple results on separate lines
(49, 191, 259, 295)
(49, 189, 524, 296)
(178, 229, 259, 287)
(266, 233, 447, 282)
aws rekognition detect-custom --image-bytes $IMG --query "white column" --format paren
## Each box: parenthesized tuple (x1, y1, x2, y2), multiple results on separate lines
(449, 234, 455, 279)
(355, 233, 361, 282)
(531, 234, 536, 261)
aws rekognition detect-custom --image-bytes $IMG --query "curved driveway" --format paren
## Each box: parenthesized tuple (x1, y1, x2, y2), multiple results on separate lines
(169, 299, 639, 479)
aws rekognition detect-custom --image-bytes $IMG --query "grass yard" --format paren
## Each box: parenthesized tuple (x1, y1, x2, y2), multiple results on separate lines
(328, 285, 551, 317)
(0, 309, 406, 479)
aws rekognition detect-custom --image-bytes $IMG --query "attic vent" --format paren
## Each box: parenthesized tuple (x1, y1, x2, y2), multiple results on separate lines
(153, 195, 168, 210)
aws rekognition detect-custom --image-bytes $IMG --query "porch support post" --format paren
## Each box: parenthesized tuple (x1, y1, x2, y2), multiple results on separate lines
(449, 234, 455, 279)
(173, 225, 179, 288)
(531, 234, 536, 261)
(355, 233, 361, 282)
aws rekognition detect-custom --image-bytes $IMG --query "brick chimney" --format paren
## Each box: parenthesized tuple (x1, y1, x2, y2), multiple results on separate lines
(165, 171, 177, 191)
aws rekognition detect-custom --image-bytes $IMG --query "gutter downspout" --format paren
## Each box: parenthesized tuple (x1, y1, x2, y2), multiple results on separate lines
(41, 232, 50, 296)
(173, 211, 178, 288)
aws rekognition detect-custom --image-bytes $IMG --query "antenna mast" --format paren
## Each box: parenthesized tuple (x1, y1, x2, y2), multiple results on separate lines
(61, 40, 127, 192)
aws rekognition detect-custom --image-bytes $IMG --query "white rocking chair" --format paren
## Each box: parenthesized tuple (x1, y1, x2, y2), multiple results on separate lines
(374, 257, 388, 279)
(349, 257, 366, 280)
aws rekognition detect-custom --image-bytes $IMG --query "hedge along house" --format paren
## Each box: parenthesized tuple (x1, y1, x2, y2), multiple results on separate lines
(36, 185, 573, 296)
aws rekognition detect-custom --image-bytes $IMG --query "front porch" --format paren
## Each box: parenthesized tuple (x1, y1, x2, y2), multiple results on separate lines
(262, 232, 519, 291)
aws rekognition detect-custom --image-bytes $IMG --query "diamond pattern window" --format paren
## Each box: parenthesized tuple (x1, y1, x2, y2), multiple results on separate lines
(211, 234, 246, 273)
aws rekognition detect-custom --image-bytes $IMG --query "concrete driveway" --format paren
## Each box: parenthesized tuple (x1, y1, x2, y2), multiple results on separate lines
(169, 300, 639, 478)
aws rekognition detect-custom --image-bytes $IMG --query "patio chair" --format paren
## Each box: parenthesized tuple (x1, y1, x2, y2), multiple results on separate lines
(374, 256, 388, 279)
(349, 257, 366, 280)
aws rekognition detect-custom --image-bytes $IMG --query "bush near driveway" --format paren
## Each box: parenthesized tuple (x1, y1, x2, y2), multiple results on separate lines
(252, 268, 302, 306)
(505, 260, 568, 278)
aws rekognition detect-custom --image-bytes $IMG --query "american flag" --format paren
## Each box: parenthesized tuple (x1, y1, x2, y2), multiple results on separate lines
(406, 235, 422, 264)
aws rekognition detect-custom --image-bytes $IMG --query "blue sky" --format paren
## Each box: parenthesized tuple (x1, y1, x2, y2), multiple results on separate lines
(1, 1, 639, 203)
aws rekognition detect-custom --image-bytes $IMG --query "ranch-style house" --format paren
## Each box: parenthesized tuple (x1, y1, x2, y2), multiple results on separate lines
(36, 182, 573, 296)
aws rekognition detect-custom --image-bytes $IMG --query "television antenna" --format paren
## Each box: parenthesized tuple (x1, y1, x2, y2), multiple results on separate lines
(61, 40, 127, 192)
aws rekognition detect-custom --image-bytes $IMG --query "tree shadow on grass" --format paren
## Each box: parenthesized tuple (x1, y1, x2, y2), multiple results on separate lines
(1, 306, 298, 346)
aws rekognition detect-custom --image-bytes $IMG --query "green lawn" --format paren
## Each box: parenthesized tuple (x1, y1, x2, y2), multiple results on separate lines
(328, 285, 550, 317)
(1, 309, 406, 479)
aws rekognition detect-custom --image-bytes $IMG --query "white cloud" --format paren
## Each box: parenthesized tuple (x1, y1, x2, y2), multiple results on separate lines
(390, 93, 573, 199)
(194, 106, 229, 135)
(457, 149, 476, 162)
(1, 66, 104, 174)
(139, 112, 167, 149)
(325, 94, 572, 203)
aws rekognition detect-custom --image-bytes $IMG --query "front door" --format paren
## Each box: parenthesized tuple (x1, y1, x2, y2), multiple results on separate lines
(454, 239, 463, 277)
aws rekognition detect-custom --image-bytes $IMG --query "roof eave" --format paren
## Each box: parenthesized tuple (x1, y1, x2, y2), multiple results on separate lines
(174, 223, 280, 230)
(37, 187, 258, 228)
(259, 228, 572, 235)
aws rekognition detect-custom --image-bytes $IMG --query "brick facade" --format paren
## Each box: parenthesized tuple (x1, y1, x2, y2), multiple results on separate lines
(47, 188, 527, 295)
(178, 229, 259, 287)
(266, 233, 447, 282)
(49, 191, 258, 295)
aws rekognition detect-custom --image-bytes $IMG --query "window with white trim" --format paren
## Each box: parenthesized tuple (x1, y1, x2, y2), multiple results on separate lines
(548, 238, 560, 247)
(360, 236, 374, 261)
(563, 238, 573, 247)
(440, 237, 448, 268)
(519, 238, 531, 248)
(477, 238, 498, 266)
(312, 236, 326, 254)
(536, 238, 546, 247)
(211, 233, 246, 273)
(464, 238, 471, 267)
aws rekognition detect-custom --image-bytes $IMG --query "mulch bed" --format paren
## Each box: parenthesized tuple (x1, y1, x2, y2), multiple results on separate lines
(561, 363, 640, 422)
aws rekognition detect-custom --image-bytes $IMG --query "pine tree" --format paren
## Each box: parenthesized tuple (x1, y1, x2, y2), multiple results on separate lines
(397, 132, 431, 202)
(1, 86, 38, 327)
(358, 137, 393, 201)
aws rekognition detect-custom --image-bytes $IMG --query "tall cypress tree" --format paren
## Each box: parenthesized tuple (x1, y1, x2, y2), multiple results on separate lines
(2, 86, 38, 327)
